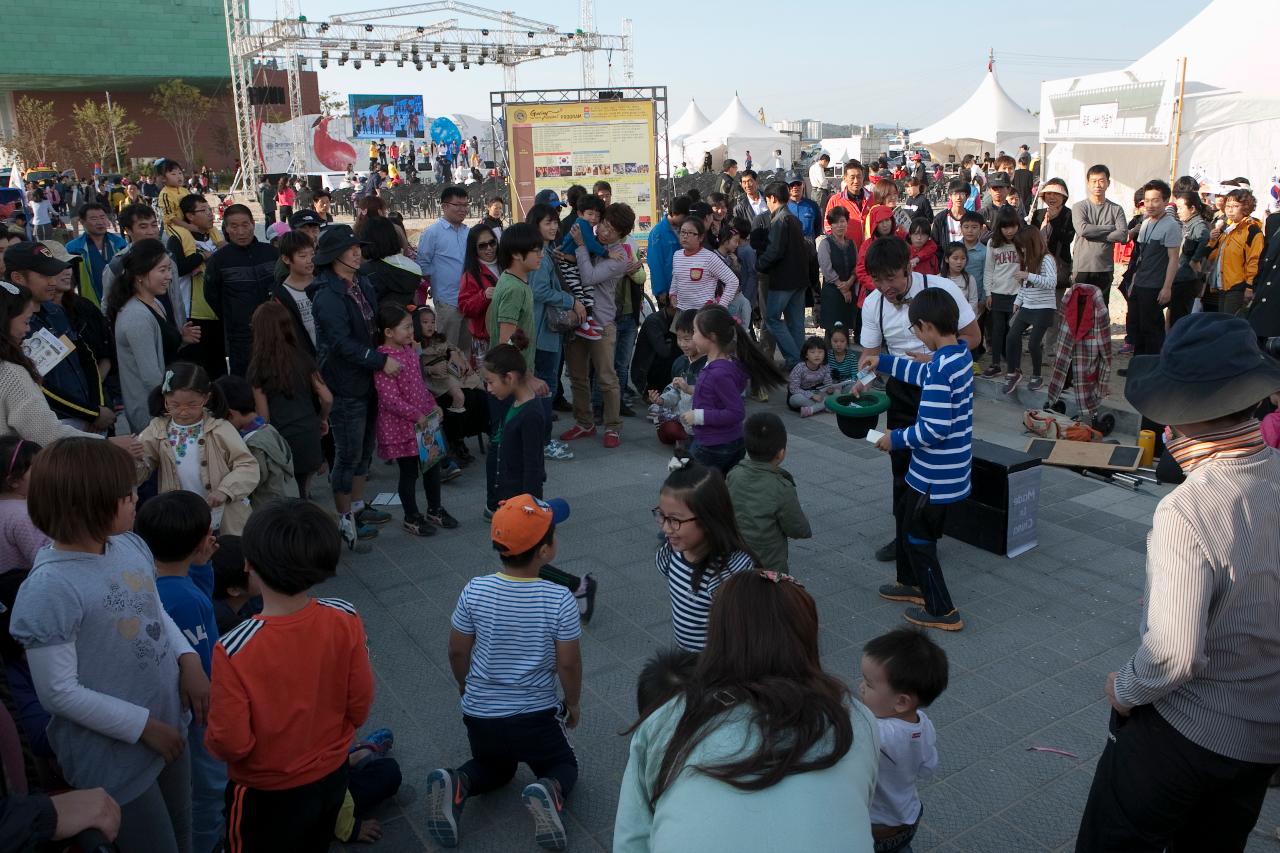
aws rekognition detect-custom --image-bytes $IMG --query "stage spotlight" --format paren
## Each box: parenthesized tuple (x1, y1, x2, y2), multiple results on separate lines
(415, 61, 423, 70)
(393, 41, 401, 51)
(430, 60, 437, 68)
(376, 52, 386, 65)
(481, 28, 489, 35)
(319, 22, 329, 31)
(448, 62, 456, 71)
(364, 24, 373, 32)
(527, 31, 534, 38)
(319, 58, 328, 68)
(478, 56, 484, 65)
(353, 59, 361, 68)
(349, 40, 357, 49)
(339, 51, 348, 64)
(396, 59, 403, 67)
(416, 26, 424, 33)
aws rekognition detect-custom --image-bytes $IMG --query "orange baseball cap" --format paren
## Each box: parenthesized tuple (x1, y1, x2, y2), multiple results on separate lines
(490, 494, 570, 556)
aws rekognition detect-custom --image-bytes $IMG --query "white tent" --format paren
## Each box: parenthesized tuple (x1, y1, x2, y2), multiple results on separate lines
(669, 99, 711, 147)
(912, 69, 1039, 160)
(1040, 0, 1280, 211)
(681, 96, 793, 172)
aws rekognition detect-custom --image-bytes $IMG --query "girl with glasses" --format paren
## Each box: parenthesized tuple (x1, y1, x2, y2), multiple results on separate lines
(669, 218, 740, 312)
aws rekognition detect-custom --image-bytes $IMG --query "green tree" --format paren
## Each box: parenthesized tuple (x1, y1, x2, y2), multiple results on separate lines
(70, 99, 140, 173)
(319, 90, 348, 117)
(1, 95, 60, 167)
(149, 79, 214, 167)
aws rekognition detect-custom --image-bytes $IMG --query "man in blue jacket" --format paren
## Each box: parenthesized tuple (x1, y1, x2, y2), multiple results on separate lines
(646, 196, 690, 298)
(311, 224, 395, 547)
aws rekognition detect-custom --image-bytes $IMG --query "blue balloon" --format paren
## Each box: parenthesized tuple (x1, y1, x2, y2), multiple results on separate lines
(430, 117, 462, 145)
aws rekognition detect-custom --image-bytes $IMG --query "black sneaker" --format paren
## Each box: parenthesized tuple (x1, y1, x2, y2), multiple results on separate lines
(619, 402, 636, 417)
(426, 768, 467, 847)
(552, 396, 573, 412)
(356, 506, 392, 526)
(1092, 413, 1116, 437)
(879, 583, 925, 605)
(426, 508, 460, 529)
(402, 515, 437, 537)
(575, 573, 598, 624)
(874, 539, 896, 562)
(904, 607, 965, 631)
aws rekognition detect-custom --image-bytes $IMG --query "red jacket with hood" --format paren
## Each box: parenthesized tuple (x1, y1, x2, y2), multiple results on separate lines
(854, 206, 907, 306)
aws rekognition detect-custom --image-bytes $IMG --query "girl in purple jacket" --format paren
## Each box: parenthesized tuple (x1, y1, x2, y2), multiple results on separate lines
(679, 306, 786, 474)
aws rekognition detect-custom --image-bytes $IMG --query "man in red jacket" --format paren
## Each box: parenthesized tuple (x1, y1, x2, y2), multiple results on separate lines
(824, 160, 874, 245)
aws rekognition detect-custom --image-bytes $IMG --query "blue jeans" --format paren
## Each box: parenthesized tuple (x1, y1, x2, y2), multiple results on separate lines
(689, 437, 744, 476)
(329, 395, 376, 496)
(534, 348, 562, 444)
(189, 722, 227, 853)
(766, 287, 806, 369)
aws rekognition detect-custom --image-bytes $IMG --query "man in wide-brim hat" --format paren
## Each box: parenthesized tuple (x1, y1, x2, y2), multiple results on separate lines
(1076, 312, 1280, 851)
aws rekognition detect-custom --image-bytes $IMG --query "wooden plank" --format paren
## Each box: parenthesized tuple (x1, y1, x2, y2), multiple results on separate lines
(1023, 439, 1143, 471)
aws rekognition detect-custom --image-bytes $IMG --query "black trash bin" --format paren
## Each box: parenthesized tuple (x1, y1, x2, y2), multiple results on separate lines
(943, 439, 1040, 557)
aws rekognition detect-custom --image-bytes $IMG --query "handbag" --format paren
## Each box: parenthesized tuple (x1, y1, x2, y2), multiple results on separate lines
(416, 409, 448, 471)
(544, 261, 579, 333)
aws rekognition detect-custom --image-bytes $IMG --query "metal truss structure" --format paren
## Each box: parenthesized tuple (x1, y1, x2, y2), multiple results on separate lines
(223, 0, 633, 192)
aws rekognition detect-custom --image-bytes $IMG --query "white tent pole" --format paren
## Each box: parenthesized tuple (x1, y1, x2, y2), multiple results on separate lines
(1169, 57, 1188, 184)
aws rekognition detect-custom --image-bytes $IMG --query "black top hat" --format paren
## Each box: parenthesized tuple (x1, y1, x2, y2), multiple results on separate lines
(313, 224, 370, 267)
(1124, 313, 1280, 425)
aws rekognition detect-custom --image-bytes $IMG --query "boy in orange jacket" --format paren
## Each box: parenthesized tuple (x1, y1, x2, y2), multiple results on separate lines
(206, 499, 375, 852)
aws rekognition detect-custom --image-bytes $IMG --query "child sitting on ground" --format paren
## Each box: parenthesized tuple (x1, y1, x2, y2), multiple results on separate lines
(210, 534, 261, 634)
(11, 437, 207, 850)
(426, 494, 583, 851)
(826, 323, 857, 385)
(0, 437, 48, 573)
(860, 287, 972, 632)
(655, 457, 756, 652)
(136, 491, 227, 853)
(787, 336, 835, 418)
(557, 194, 609, 341)
(858, 627, 947, 853)
(206, 499, 375, 851)
(215, 374, 300, 510)
(726, 413, 811, 574)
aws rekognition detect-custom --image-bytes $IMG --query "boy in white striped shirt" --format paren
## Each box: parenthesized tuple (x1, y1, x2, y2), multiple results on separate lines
(863, 288, 972, 631)
(426, 495, 583, 851)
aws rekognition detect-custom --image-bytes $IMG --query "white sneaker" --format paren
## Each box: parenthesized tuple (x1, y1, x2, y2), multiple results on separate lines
(544, 440, 574, 461)
(338, 513, 357, 550)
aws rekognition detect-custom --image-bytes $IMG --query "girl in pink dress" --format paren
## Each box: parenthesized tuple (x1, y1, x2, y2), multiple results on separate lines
(374, 305, 459, 537)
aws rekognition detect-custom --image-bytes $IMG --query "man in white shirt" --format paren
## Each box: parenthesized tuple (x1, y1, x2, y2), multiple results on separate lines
(857, 238, 980, 562)
(808, 153, 833, 212)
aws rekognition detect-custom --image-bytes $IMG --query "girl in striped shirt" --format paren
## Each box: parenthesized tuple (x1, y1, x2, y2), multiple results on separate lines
(653, 457, 756, 651)
(670, 219, 739, 311)
(826, 322, 857, 384)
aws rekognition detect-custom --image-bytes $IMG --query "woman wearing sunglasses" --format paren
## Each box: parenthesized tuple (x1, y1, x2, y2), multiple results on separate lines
(458, 225, 500, 366)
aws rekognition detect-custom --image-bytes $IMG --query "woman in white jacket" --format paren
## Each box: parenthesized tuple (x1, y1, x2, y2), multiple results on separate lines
(1003, 226, 1058, 393)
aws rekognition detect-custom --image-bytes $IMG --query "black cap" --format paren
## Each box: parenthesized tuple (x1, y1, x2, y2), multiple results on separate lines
(313, 224, 370, 267)
(288, 209, 325, 229)
(988, 172, 1012, 189)
(3, 241, 69, 276)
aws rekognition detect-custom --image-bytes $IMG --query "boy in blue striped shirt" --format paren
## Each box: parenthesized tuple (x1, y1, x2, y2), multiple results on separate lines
(426, 494, 583, 851)
(871, 288, 972, 631)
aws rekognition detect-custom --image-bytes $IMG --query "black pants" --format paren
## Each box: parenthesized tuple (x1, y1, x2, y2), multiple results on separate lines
(485, 392, 512, 513)
(1005, 307, 1055, 377)
(1128, 287, 1166, 356)
(986, 293, 1016, 369)
(885, 378, 923, 512)
(178, 318, 227, 380)
(396, 456, 442, 519)
(893, 488, 956, 616)
(1076, 705, 1278, 853)
(460, 707, 578, 798)
(1167, 277, 1201, 328)
(1076, 271, 1114, 310)
(225, 763, 347, 853)
(349, 753, 402, 817)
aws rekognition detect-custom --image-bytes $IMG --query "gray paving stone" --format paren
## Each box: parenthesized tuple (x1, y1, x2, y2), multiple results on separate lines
(312, 391, 1278, 851)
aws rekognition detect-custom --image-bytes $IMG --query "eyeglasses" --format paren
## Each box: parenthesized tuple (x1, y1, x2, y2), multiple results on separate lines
(443, 201, 469, 209)
(476, 240, 497, 249)
(678, 229, 700, 237)
(652, 507, 697, 530)
(165, 400, 206, 413)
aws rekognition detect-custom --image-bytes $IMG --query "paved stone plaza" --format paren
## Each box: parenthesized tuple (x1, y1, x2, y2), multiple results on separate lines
(316, 393, 1280, 852)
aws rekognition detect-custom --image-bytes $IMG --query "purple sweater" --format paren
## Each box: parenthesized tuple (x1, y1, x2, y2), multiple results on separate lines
(691, 358, 748, 445)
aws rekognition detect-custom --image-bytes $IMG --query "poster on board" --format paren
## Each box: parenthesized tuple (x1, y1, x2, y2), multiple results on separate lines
(504, 100, 659, 249)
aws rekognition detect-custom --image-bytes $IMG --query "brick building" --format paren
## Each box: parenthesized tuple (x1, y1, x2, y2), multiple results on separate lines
(0, 0, 318, 175)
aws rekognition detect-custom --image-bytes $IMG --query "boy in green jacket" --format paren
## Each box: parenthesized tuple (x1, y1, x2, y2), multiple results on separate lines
(726, 412, 811, 573)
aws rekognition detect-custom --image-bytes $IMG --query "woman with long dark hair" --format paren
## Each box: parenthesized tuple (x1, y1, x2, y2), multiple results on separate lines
(1170, 190, 1212, 327)
(108, 238, 186, 432)
(276, 175, 296, 223)
(526, 202, 583, 461)
(614, 571, 878, 852)
(457, 223, 499, 365)
(362, 214, 422, 312)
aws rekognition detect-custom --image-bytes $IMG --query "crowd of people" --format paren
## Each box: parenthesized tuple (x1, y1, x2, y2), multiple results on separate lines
(0, 138, 1277, 853)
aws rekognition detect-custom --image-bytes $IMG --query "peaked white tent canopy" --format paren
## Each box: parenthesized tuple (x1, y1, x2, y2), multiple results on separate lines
(681, 96, 793, 171)
(1040, 0, 1280, 210)
(669, 100, 711, 146)
(912, 70, 1039, 160)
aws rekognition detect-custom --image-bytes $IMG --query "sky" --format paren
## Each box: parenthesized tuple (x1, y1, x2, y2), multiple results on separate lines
(271, 0, 1214, 128)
